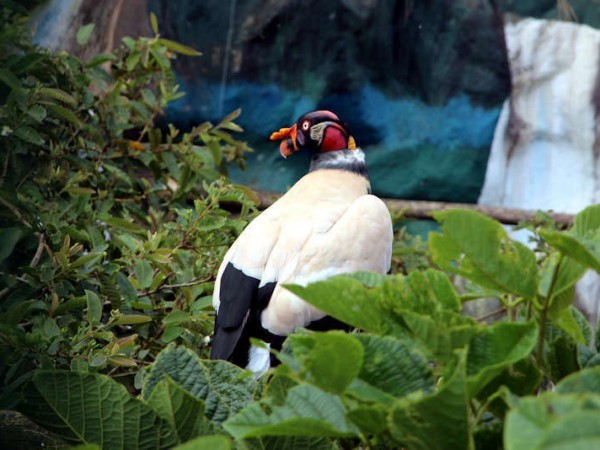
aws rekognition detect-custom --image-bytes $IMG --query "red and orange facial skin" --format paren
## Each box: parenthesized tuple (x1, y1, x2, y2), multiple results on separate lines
(270, 110, 356, 158)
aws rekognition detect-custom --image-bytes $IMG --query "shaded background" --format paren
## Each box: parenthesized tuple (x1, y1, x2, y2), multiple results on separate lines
(30, 0, 600, 207)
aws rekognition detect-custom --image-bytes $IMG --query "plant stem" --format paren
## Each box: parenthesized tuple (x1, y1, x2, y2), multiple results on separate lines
(535, 254, 564, 366)
(476, 307, 506, 322)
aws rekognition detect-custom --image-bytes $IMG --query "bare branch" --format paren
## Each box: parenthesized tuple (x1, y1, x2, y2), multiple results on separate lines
(254, 190, 575, 226)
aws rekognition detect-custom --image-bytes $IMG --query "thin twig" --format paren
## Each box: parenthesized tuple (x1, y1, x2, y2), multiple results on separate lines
(0, 149, 9, 187)
(0, 287, 11, 301)
(254, 190, 575, 226)
(139, 277, 212, 297)
(476, 308, 506, 322)
(29, 233, 46, 268)
(0, 196, 32, 228)
(536, 254, 564, 367)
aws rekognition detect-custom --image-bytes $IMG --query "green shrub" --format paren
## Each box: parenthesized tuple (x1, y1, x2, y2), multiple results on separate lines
(0, 4, 254, 402)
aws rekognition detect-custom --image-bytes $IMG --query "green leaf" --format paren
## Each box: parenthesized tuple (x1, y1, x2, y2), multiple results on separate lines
(55, 296, 86, 316)
(150, 12, 159, 34)
(76, 23, 95, 45)
(147, 377, 215, 442)
(116, 272, 138, 303)
(242, 436, 336, 450)
(540, 230, 600, 273)
(549, 305, 585, 345)
(389, 350, 473, 450)
(284, 276, 393, 334)
(466, 321, 538, 396)
(0, 68, 22, 91)
(14, 126, 44, 145)
(345, 406, 388, 434)
(161, 325, 184, 343)
(163, 310, 190, 325)
(85, 53, 117, 68)
(538, 254, 585, 301)
(174, 435, 232, 450)
(355, 333, 435, 398)
(100, 215, 146, 234)
(46, 103, 83, 127)
(85, 290, 102, 325)
(0, 227, 23, 263)
(545, 324, 581, 383)
(149, 46, 170, 70)
(38, 87, 77, 106)
(573, 204, 600, 239)
(134, 259, 153, 289)
(556, 367, 600, 394)
(158, 38, 202, 56)
(505, 392, 600, 450)
(17, 371, 177, 448)
(142, 346, 257, 424)
(10, 52, 45, 74)
(430, 209, 537, 299)
(223, 384, 360, 439)
(26, 105, 47, 123)
(220, 108, 242, 124)
(114, 314, 152, 325)
(288, 331, 363, 394)
(71, 251, 103, 269)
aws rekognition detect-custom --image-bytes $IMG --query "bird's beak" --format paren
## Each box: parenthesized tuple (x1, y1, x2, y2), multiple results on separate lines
(270, 124, 299, 159)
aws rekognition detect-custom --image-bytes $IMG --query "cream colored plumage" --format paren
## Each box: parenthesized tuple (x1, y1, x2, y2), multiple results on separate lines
(213, 169, 393, 335)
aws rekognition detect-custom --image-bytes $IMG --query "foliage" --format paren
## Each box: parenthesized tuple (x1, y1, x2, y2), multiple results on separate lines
(4, 3, 600, 450)
(14, 200, 600, 448)
(0, 3, 254, 407)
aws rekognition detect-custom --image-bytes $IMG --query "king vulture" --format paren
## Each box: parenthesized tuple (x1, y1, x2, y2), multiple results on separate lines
(210, 110, 393, 374)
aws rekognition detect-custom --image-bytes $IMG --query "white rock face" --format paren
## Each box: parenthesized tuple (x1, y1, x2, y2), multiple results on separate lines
(479, 17, 600, 321)
(479, 17, 600, 213)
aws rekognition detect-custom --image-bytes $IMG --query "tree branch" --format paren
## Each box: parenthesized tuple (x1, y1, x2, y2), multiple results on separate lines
(254, 190, 575, 226)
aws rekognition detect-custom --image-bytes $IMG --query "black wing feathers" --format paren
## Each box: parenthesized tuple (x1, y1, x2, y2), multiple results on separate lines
(211, 263, 282, 364)
(216, 263, 259, 329)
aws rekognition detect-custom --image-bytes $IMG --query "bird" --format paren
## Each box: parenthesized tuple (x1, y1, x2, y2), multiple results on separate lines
(210, 110, 393, 375)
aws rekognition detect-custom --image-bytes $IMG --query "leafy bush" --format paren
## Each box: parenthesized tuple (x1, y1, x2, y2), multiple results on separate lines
(0, 3, 254, 404)
(11, 205, 600, 449)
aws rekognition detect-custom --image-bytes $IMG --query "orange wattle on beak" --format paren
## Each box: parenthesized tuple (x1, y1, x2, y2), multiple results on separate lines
(269, 124, 299, 158)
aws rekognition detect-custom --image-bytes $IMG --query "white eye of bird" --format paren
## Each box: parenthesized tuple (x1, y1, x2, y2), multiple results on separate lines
(302, 120, 310, 131)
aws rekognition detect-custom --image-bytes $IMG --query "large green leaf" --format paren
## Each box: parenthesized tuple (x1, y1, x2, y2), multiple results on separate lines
(287, 331, 363, 394)
(556, 367, 600, 394)
(466, 321, 538, 396)
(284, 276, 393, 334)
(398, 310, 478, 363)
(541, 206, 600, 274)
(572, 204, 600, 239)
(430, 209, 537, 299)
(241, 435, 337, 450)
(540, 230, 600, 273)
(398, 269, 462, 314)
(355, 334, 435, 398)
(505, 393, 600, 450)
(538, 254, 585, 301)
(18, 371, 177, 448)
(142, 345, 257, 424)
(173, 435, 232, 450)
(223, 384, 360, 439)
(389, 350, 473, 450)
(286, 269, 462, 335)
(147, 377, 216, 442)
(544, 317, 584, 383)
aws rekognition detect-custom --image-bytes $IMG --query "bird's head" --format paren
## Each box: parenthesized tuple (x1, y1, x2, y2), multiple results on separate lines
(269, 110, 357, 158)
